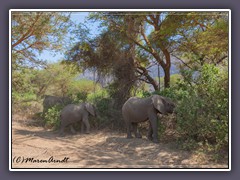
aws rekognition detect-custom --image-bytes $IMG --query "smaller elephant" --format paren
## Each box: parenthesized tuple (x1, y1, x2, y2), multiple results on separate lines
(59, 103, 96, 135)
(122, 95, 175, 143)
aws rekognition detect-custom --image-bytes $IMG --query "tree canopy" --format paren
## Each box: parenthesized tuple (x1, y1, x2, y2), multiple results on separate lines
(12, 12, 71, 69)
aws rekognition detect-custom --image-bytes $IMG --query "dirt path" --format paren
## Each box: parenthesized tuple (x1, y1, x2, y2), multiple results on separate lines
(11, 116, 228, 169)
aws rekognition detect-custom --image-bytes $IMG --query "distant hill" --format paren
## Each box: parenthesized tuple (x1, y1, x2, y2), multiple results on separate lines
(78, 56, 181, 88)
(148, 56, 180, 78)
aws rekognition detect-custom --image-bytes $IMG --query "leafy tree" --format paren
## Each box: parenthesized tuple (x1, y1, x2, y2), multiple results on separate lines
(31, 62, 80, 97)
(173, 12, 229, 69)
(67, 27, 137, 107)
(88, 12, 190, 88)
(12, 11, 71, 69)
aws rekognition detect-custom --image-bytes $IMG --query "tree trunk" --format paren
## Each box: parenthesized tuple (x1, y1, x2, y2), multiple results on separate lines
(164, 67, 170, 88)
(136, 66, 159, 91)
(162, 49, 171, 88)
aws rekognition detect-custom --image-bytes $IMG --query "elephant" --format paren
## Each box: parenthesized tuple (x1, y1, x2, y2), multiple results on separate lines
(42, 95, 72, 116)
(122, 95, 175, 143)
(59, 103, 96, 135)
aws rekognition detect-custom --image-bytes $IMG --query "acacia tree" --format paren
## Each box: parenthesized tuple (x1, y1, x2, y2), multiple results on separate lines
(12, 11, 71, 69)
(12, 11, 72, 102)
(89, 12, 189, 88)
(67, 11, 228, 92)
(29, 62, 80, 98)
(89, 11, 229, 89)
(67, 28, 137, 106)
(172, 12, 229, 69)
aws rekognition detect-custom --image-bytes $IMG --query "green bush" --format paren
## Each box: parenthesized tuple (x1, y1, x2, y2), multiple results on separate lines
(12, 91, 42, 117)
(150, 64, 228, 156)
(87, 89, 125, 130)
(67, 79, 102, 103)
(137, 91, 151, 98)
(69, 91, 88, 103)
(87, 90, 112, 129)
(44, 105, 63, 130)
(174, 64, 228, 153)
(87, 89, 109, 103)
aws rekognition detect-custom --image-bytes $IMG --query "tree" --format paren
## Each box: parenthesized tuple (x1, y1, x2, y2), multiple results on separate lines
(31, 62, 79, 97)
(172, 12, 229, 69)
(89, 12, 189, 88)
(11, 11, 71, 69)
(67, 29, 137, 107)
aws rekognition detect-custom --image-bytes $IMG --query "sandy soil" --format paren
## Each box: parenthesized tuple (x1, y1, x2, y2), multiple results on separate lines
(11, 115, 228, 169)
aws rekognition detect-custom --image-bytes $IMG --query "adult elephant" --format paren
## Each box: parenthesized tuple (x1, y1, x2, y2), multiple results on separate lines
(42, 95, 72, 116)
(59, 103, 96, 135)
(122, 95, 175, 143)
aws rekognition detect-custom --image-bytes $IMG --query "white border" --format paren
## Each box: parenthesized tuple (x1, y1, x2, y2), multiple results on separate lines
(9, 9, 231, 172)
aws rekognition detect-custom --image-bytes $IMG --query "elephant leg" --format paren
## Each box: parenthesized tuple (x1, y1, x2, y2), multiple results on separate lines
(59, 124, 66, 136)
(80, 121, 85, 133)
(132, 122, 142, 138)
(147, 122, 153, 141)
(83, 116, 90, 134)
(149, 114, 159, 143)
(126, 121, 133, 139)
(70, 125, 76, 134)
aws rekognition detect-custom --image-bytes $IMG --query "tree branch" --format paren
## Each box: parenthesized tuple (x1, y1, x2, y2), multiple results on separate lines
(12, 13, 42, 48)
(171, 54, 194, 69)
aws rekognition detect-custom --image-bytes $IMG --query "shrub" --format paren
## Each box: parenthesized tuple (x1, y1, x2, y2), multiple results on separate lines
(12, 91, 42, 118)
(70, 91, 88, 103)
(87, 89, 125, 130)
(87, 89, 109, 103)
(174, 64, 228, 153)
(44, 105, 63, 130)
(150, 64, 228, 156)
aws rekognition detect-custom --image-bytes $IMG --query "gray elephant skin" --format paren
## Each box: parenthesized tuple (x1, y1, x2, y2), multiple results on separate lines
(122, 95, 175, 143)
(59, 103, 96, 135)
(42, 95, 72, 115)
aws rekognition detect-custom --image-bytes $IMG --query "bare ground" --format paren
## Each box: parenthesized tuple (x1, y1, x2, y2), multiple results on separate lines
(11, 115, 228, 169)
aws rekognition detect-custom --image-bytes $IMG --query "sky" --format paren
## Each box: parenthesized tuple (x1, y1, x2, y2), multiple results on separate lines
(38, 12, 159, 64)
(39, 12, 100, 63)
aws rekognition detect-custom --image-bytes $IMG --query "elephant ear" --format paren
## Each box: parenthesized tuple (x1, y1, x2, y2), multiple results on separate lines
(152, 95, 167, 115)
(85, 103, 95, 116)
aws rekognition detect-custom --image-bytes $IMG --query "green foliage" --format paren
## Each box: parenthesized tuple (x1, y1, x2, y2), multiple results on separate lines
(12, 91, 36, 103)
(29, 62, 80, 97)
(174, 64, 228, 153)
(176, 12, 228, 67)
(135, 90, 151, 98)
(73, 91, 88, 103)
(87, 89, 109, 103)
(12, 91, 42, 117)
(12, 67, 37, 96)
(68, 79, 101, 102)
(87, 89, 113, 128)
(156, 74, 182, 91)
(12, 12, 71, 68)
(44, 105, 63, 130)
(87, 89, 124, 130)
(151, 64, 228, 156)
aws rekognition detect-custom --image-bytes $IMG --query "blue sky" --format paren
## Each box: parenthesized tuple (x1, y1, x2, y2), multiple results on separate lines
(39, 12, 100, 63)
(38, 12, 159, 64)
